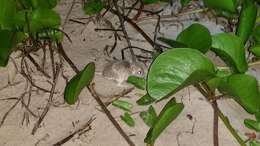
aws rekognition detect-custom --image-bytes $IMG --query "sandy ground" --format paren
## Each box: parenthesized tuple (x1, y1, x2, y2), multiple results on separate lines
(0, 0, 259, 146)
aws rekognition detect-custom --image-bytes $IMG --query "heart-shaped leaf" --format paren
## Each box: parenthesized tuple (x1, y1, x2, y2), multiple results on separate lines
(244, 119, 260, 132)
(203, 0, 239, 13)
(147, 48, 216, 100)
(112, 100, 133, 112)
(0, 30, 15, 67)
(83, 0, 104, 15)
(29, 9, 61, 32)
(64, 62, 95, 105)
(120, 112, 135, 127)
(144, 98, 184, 144)
(18, 0, 33, 9)
(127, 76, 146, 90)
(211, 33, 248, 73)
(140, 105, 157, 127)
(158, 37, 187, 48)
(136, 94, 156, 105)
(33, 0, 59, 9)
(236, 0, 257, 43)
(250, 140, 260, 146)
(14, 10, 27, 29)
(218, 74, 260, 114)
(176, 23, 212, 53)
(19, 0, 58, 9)
(0, 0, 16, 29)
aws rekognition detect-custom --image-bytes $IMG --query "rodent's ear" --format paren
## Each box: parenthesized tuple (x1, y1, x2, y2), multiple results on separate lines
(123, 61, 131, 68)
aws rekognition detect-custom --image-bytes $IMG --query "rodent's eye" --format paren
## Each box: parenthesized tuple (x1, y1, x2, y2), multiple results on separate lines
(137, 71, 143, 75)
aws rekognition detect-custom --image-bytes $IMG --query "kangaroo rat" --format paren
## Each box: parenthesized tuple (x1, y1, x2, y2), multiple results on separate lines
(101, 60, 144, 86)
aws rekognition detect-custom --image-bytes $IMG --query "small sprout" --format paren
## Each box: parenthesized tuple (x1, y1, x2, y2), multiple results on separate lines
(120, 112, 135, 127)
(112, 100, 133, 112)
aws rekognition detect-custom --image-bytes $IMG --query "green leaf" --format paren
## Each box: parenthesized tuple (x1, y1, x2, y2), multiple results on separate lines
(0, 30, 15, 67)
(251, 45, 260, 59)
(236, 0, 257, 43)
(253, 25, 260, 43)
(83, 0, 104, 15)
(64, 62, 95, 105)
(211, 33, 248, 73)
(112, 100, 133, 112)
(120, 112, 135, 127)
(207, 69, 231, 91)
(19, 0, 58, 9)
(181, 0, 192, 6)
(140, 105, 157, 127)
(37, 29, 64, 43)
(144, 98, 184, 144)
(158, 37, 187, 48)
(127, 76, 146, 90)
(176, 23, 212, 53)
(136, 94, 156, 105)
(147, 48, 216, 100)
(244, 119, 260, 132)
(250, 140, 260, 146)
(29, 9, 61, 32)
(143, 0, 160, 4)
(18, 0, 33, 9)
(14, 10, 27, 29)
(33, 0, 59, 9)
(0, 0, 16, 29)
(159, 0, 172, 2)
(202, 0, 239, 13)
(255, 112, 260, 122)
(15, 31, 28, 45)
(218, 74, 260, 114)
(214, 9, 237, 19)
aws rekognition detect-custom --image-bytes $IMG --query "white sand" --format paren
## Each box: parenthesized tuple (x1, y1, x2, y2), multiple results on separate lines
(0, 0, 259, 146)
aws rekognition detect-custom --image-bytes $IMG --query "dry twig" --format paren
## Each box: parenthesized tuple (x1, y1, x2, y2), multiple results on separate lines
(31, 64, 60, 135)
(52, 116, 95, 146)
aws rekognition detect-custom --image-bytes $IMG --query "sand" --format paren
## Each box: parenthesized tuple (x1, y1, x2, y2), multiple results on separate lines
(0, 0, 259, 146)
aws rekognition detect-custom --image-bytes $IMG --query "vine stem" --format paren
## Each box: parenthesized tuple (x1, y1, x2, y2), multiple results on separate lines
(217, 108, 247, 146)
(212, 100, 219, 146)
(199, 83, 219, 146)
(194, 83, 246, 146)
